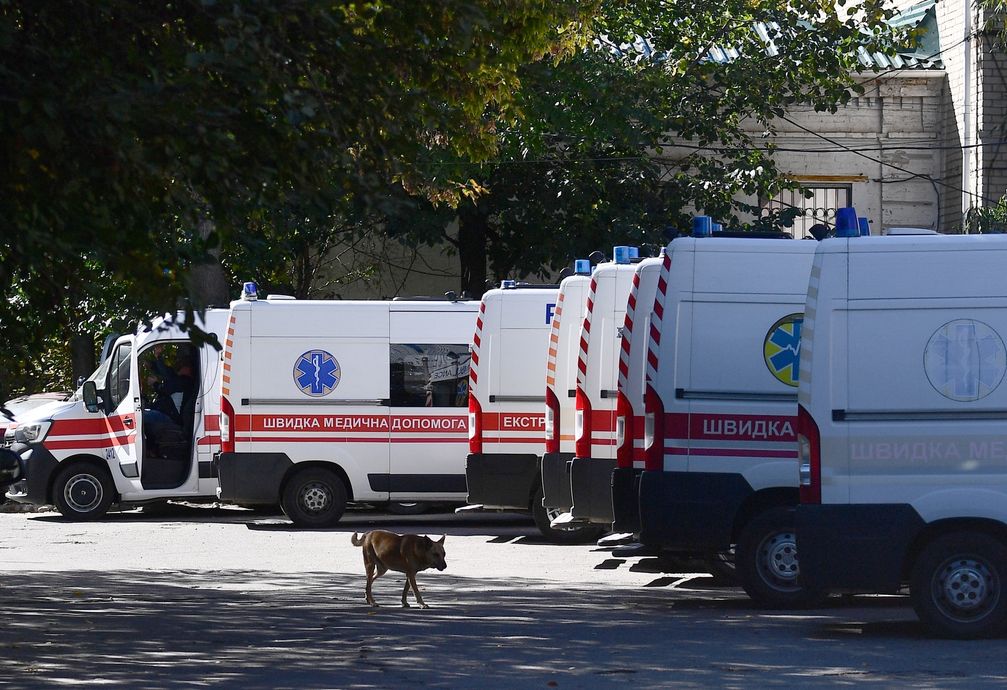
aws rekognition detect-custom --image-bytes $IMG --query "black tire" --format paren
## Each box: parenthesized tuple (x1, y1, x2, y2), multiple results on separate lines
(910, 532, 1007, 639)
(385, 501, 428, 516)
(531, 486, 605, 544)
(52, 461, 115, 521)
(280, 467, 347, 528)
(736, 507, 826, 608)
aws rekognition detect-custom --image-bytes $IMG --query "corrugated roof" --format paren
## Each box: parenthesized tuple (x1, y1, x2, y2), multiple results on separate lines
(611, 1, 943, 71)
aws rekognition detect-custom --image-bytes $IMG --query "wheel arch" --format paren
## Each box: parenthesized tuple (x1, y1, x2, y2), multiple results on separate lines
(731, 487, 799, 544)
(280, 461, 354, 502)
(902, 517, 1007, 581)
(48, 454, 118, 505)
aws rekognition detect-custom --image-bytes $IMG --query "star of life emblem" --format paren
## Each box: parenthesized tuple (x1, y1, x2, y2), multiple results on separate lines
(294, 350, 341, 397)
(764, 313, 804, 387)
(925, 320, 1006, 402)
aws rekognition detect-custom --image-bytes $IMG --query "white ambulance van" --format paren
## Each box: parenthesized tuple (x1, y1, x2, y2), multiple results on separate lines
(5, 310, 229, 519)
(215, 287, 478, 527)
(794, 227, 1007, 638)
(464, 282, 598, 541)
(540, 263, 595, 528)
(611, 253, 666, 534)
(638, 224, 818, 607)
(563, 248, 646, 528)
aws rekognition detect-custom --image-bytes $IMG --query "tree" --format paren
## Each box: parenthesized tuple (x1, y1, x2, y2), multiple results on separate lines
(0, 0, 594, 396)
(381, 0, 906, 295)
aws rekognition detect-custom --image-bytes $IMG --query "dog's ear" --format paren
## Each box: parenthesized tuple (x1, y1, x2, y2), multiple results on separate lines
(437, 535, 445, 545)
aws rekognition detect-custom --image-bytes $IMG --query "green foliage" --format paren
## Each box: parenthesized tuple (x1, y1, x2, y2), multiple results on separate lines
(382, 0, 905, 291)
(0, 0, 593, 394)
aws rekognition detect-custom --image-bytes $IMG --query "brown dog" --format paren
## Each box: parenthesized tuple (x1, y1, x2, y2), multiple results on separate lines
(350, 530, 447, 608)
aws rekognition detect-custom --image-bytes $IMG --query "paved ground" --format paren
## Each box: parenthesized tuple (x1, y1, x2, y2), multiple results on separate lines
(0, 504, 1005, 688)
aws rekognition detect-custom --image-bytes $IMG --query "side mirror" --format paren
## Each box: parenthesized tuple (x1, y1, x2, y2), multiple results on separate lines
(82, 381, 100, 413)
(0, 448, 21, 486)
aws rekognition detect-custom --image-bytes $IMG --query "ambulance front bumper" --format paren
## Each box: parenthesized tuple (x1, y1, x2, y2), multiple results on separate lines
(217, 451, 293, 504)
(611, 467, 643, 534)
(637, 470, 752, 552)
(796, 504, 924, 594)
(4, 442, 56, 505)
(568, 457, 616, 525)
(465, 453, 539, 510)
(540, 452, 574, 512)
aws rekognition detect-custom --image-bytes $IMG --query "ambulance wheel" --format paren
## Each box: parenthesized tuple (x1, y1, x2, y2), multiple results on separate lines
(736, 507, 826, 608)
(52, 461, 115, 521)
(531, 487, 605, 544)
(910, 532, 1007, 639)
(281, 467, 347, 528)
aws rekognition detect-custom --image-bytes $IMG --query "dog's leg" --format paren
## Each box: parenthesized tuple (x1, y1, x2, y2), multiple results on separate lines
(407, 572, 429, 609)
(401, 578, 412, 608)
(364, 560, 378, 607)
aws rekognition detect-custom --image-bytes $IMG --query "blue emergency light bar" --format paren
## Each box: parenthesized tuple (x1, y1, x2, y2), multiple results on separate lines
(692, 216, 713, 237)
(858, 217, 871, 236)
(613, 246, 632, 264)
(712, 223, 723, 233)
(242, 281, 258, 301)
(500, 280, 517, 289)
(835, 208, 860, 238)
(574, 259, 591, 275)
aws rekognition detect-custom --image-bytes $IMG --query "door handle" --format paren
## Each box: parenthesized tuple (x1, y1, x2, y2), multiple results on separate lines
(124, 417, 134, 427)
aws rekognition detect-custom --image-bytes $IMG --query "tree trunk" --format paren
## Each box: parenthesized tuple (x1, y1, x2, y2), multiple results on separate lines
(69, 334, 96, 388)
(187, 219, 231, 307)
(457, 206, 489, 299)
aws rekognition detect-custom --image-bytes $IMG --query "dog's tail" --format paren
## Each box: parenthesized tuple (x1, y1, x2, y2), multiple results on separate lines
(350, 532, 364, 547)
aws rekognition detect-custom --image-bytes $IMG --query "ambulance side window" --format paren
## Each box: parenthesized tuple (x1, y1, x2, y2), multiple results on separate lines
(389, 344, 470, 408)
(107, 344, 133, 409)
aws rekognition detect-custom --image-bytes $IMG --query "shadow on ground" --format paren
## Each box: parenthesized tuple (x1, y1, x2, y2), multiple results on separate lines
(0, 569, 1001, 689)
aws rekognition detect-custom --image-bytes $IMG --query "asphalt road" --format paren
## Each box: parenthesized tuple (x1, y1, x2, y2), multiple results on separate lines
(0, 504, 1004, 688)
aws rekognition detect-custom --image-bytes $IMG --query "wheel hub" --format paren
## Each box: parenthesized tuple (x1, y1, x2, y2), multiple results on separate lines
(65, 475, 102, 513)
(758, 530, 800, 589)
(300, 482, 331, 514)
(940, 559, 992, 613)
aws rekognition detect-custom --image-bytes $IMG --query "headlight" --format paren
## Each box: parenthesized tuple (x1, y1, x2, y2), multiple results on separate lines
(15, 422, 51, 444)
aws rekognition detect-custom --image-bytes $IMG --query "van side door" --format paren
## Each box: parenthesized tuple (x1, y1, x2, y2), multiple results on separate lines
(104, 337, 143, 481)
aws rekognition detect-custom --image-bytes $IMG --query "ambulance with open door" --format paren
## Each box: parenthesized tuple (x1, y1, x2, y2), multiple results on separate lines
(216, 286, 478, 527)
(5, 310, 229, 519)
(638, 223, 819, 607)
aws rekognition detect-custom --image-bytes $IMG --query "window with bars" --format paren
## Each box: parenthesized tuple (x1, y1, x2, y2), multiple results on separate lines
(761, 185, 852, 239)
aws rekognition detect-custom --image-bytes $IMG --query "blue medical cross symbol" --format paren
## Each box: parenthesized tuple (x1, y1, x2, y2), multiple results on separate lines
(768, 319, 802, 380)
(296, 351, 339, 395)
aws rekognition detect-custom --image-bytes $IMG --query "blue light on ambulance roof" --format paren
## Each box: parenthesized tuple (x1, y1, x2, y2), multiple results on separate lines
(613, 246, 632, 264)
(574, 259, 591, 275)
(835, 207, 859, 237)
(628, 246, 639, 259)
(858, 217, 871, 236)
(242, 281, 258, 301)
(501, 279, 517, 289)
(712, 223, 723, 233)
(692, 215, 713, 237)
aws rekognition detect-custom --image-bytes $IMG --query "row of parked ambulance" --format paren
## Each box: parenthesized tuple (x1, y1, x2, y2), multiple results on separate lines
(5, 207, 1007, 637)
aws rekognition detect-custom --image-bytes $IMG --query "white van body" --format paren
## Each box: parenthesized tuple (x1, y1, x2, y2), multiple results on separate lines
(540, 273, 592, 516)
(216, 297, 477, 527)
(5, 310, 229, 519)
(611, 255, 665, 534)
(795, 233, 1007, 638)
(465, 286, 556, 516)
(567, 259, 649, 526)
(638, 236, 818, 606)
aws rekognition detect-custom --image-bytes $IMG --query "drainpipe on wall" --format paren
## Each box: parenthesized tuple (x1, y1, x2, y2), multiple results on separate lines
(962, 0, 973, 229)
